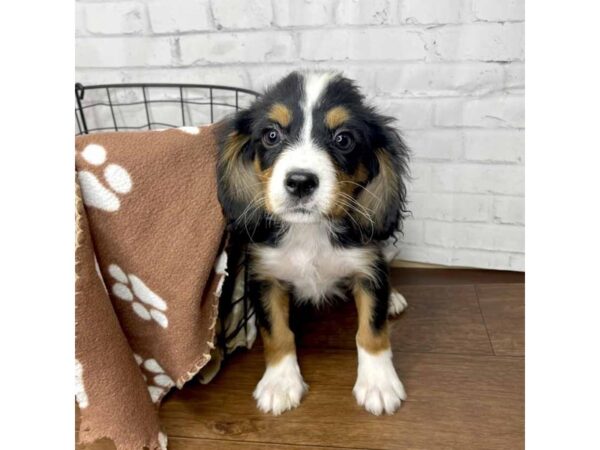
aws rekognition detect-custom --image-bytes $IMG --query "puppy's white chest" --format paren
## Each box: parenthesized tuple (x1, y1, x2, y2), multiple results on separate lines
(255, 224, 372, 302)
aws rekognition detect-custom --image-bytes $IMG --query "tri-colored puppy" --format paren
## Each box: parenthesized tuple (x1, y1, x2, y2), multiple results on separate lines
(217, 71, 410, 416)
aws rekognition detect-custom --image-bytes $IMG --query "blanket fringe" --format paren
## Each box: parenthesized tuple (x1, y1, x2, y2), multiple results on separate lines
(173, 246, 229, 389)
(174, 271, 224, 389)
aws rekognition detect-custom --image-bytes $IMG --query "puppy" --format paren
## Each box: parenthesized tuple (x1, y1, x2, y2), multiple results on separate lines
(216, 71, 410, 416)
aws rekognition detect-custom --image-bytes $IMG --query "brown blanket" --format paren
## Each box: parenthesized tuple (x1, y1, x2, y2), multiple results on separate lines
(75, 125, 229, 450)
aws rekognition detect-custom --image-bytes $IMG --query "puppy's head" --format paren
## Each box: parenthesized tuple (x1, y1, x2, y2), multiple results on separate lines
(217, 71, 409, 241)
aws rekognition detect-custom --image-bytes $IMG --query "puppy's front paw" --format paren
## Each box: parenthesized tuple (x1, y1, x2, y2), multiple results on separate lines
(253, 354, 308, 415)
(353, 348, 406, 415)
(354, 375, 406, 416)
(388, 289, 408, 316)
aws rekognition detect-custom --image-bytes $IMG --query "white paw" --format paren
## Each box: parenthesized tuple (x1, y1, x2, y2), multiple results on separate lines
(353, 347, 406, 415)
(253, 355, 308, 415)
(388, 289, 408, 316)
(77, 143, 132, 212)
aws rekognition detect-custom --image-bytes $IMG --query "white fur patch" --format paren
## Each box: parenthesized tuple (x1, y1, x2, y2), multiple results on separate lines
(388, 289, 408, 316)
(254, 223, 375, 302)
(302, 72, 337, 144)
(353, 347, 406, 415)
(267, 146, 337, 221)
(253, 354, 308, 415)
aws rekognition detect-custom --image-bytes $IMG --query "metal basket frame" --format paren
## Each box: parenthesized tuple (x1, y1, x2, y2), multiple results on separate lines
(75, 82, 260, 135)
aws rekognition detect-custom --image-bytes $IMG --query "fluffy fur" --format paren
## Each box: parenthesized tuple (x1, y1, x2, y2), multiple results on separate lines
(217, 71, 410, 415)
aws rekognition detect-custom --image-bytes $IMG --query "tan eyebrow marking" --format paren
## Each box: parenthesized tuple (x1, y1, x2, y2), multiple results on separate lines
(267, 103, 292, 127)
(325, 106, 350, 129)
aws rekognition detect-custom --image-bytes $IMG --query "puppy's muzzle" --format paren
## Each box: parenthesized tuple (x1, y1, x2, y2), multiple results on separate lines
(284, 170, 319, 199)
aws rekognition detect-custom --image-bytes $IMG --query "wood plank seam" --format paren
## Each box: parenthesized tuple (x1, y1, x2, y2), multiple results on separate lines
(474, 284, 497, 356)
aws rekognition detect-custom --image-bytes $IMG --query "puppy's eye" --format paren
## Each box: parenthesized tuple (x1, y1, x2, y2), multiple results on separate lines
(262, 129, 281, 147)
(333, 131, 355, 152)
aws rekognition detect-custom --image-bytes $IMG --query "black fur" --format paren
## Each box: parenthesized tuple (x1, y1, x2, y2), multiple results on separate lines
(357, 254, 390, 333)
(247, 276, 272, 333)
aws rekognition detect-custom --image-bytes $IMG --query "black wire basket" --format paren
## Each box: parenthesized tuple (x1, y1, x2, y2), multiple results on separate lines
(75, 82, 259, 357)
(75, 82, 259, 135)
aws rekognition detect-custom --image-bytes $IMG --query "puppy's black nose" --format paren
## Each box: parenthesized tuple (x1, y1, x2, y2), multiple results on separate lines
(285, 171, 319, 198)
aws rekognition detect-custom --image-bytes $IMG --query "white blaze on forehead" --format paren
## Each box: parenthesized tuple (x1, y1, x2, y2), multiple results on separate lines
(301, 71, 337, 143)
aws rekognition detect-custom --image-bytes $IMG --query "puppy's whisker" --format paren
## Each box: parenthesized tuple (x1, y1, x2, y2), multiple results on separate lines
(338, 180, 381, 202)
(333, 198, 374, 243)
(338, 179, 378, 198)
(337, 193, 375, 227)
(334, 199, 366, 242)
(244, 200, 266, 242)
(235, 193, 266, 241)
(335, 195, 375, 242)
(231, 179, 265, 198)
(234, 192, 264, 226)
(337, 191, 376, 216)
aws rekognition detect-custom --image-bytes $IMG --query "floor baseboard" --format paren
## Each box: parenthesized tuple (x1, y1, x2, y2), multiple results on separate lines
(390, 260, 467, 269)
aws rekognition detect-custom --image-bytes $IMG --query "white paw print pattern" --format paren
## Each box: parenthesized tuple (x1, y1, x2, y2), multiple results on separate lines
(133, 354, 175, 403)
(155, 126, 201, 135)
(158, 432, 168, 450)
(108, 264, 169, 328)
(75, 358, 89, 409)
(78, 143, 132, 212)
(177, 126, 200, 135)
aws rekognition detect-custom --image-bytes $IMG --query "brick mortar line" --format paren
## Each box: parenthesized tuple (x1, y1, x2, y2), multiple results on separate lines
(76, 22, 526, 38)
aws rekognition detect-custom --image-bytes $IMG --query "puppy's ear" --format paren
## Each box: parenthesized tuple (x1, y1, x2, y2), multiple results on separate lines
(356, 117, 410, 241)
(216, 108, 262, 230)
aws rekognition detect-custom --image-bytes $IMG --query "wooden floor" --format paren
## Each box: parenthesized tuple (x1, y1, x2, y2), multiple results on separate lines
(78, 269, 524, 450)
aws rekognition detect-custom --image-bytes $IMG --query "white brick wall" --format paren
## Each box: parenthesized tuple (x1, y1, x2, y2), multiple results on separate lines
(148, 0, 213, 33)
(75, 0, 525, 271)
